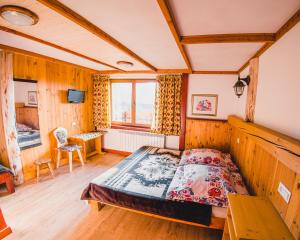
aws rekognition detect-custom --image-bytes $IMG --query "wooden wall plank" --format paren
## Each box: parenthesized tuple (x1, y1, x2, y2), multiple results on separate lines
(13, 53, 94, 181)
(185, 118, 231, 152)
(245, 57, 259, 122)
(229, 115, 300, 238)
(15, 104, 40, 129)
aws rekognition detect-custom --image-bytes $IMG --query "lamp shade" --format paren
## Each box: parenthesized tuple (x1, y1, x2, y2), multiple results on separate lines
(0, 5, 39, 26)
(233, 79, 245, 98)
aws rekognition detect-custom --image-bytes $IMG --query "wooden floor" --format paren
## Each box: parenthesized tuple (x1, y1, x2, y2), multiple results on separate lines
(0, 153, 222, 240)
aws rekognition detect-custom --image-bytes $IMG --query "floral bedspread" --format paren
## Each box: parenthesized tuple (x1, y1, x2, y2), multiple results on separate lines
(167, 164, 237, 207)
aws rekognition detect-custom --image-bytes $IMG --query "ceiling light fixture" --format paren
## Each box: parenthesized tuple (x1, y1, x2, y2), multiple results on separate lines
(233, 75, 250, 98)
(116, 61, 134, 68)
(0, 5, 39, 26)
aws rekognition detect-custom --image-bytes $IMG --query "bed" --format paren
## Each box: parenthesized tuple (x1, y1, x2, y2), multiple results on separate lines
(81, 146, 248, 229)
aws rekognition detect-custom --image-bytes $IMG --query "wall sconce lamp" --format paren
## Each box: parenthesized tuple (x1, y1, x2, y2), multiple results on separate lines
(233, 75, 250, 98)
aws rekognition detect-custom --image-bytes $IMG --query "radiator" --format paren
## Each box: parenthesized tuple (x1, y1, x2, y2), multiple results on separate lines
(118, 130, 165, 152)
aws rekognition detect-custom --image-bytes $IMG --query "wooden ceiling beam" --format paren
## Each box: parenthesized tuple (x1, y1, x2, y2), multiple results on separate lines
(37, 0, 157, 72)
(98, 70, 238, 74)
(238, 8, 300, 73)
(157, 0, 192, 73)
(181, 33, 276, 44)
(0, 26, 124, 71)
(157, 69, 190, 73)
(192, 70, 238, 75)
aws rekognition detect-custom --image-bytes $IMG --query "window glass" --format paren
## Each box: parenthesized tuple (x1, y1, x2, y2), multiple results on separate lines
(135, 82, 156, 125)
(111, 82, 132, 123)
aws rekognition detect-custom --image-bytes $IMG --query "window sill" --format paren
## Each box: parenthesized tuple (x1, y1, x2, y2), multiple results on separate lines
(111, 125, 151, 132)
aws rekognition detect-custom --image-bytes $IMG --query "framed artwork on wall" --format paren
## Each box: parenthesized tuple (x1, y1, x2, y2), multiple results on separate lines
(27, 91, 38, 106)
(191, 94, 218, 116)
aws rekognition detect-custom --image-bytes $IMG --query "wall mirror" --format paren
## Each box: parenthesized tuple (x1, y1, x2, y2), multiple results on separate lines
(13, 79, 42, 150)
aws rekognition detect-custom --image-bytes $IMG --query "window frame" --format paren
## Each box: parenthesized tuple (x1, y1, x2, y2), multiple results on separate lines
(110, 79, 157, 130)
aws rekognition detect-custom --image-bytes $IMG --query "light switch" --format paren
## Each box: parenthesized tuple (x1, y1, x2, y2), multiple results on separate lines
(278, 182, 291, 203)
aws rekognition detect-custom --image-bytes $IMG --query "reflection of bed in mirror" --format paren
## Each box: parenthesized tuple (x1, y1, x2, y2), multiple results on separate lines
(16, 123, 41, 150)
(14, 78, 42, 150)
(15, 103, 41, 150)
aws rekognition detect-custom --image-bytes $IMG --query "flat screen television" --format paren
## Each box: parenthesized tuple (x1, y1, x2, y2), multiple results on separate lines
(67, 89, 85, 103)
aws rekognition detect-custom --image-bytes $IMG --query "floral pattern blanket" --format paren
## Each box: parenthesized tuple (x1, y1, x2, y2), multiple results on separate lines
(167, 164, 236, 207)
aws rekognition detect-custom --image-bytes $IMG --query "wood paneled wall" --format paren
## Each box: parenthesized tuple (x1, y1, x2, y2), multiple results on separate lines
(15, 103, 40, 129)
(185, 118, 231, 152)
(184, 116, 300, 237)
(13, 53, 95, 180)
(228, 116, 300, 239)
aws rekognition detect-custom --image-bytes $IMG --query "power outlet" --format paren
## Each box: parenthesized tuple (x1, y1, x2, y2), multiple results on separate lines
(72, 122, 76, 128)
(237, 138, 240, 144)
(278, 182, 291, 203)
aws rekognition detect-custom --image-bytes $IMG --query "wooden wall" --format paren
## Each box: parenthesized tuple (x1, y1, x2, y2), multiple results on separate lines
(15, 103, 40, 129)
(185, 118, 231, 152)
(228, 116, 300, 239)
(13, 53, 95, 180)
(184, 116, 300, 237)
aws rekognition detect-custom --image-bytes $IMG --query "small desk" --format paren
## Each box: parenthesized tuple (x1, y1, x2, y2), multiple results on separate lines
(222, 194, 294, 240)
(70, 131, 106, 161)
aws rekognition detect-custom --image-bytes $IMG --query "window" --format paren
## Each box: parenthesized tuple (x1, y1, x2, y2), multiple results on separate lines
(111, 80, 156, 128)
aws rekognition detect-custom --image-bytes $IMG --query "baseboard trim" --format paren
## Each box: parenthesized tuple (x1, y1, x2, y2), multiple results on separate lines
(103, 148, 132, 156)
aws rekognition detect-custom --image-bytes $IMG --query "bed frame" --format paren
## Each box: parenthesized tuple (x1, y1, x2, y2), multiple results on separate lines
(88, 200, 225, 230)
(86, 115, 300, 237)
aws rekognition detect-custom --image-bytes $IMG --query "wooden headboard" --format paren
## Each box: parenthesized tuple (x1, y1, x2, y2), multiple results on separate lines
(229, 116, 300, 239)
(185, 118, 231, 152)
(184, 116, 300, 238)
(15, 102, 39, 129)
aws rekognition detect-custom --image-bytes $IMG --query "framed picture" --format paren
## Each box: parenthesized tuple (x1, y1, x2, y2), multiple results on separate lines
(27, 91, 38, 106)
(191, 94, 218, 116)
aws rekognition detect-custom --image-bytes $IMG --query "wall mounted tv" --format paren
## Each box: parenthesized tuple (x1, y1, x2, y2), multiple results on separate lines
(67, 89, 85, 103)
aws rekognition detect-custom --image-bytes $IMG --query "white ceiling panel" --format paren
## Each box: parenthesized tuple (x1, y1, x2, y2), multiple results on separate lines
(57, 0, 187, 69)
(186, 43, 264, 71)
(0, 30, 111, 71)
(0, 0, 150, 71)
(170, 0, 300, 35)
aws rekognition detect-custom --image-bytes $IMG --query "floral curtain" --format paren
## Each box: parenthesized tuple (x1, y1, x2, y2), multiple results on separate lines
(151, 74, 182, 135)
(93, 74, 111, 130)
(0, 50, 24, 184)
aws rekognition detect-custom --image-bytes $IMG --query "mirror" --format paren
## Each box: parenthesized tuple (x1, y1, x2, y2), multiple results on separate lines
(13, 79, 42, 150)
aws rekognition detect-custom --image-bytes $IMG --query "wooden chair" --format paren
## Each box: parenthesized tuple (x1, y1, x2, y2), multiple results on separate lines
(34, 158, 55, 182)
(53, 127, 84, 172)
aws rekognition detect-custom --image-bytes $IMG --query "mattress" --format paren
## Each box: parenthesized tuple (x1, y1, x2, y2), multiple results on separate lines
(81, 146, 212, 225)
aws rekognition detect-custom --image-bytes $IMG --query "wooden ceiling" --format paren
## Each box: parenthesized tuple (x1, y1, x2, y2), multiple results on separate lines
(0, 0, 299, 74)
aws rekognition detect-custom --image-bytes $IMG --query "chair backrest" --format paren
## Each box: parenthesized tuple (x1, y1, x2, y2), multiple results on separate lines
(53, 127, 68, 148)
